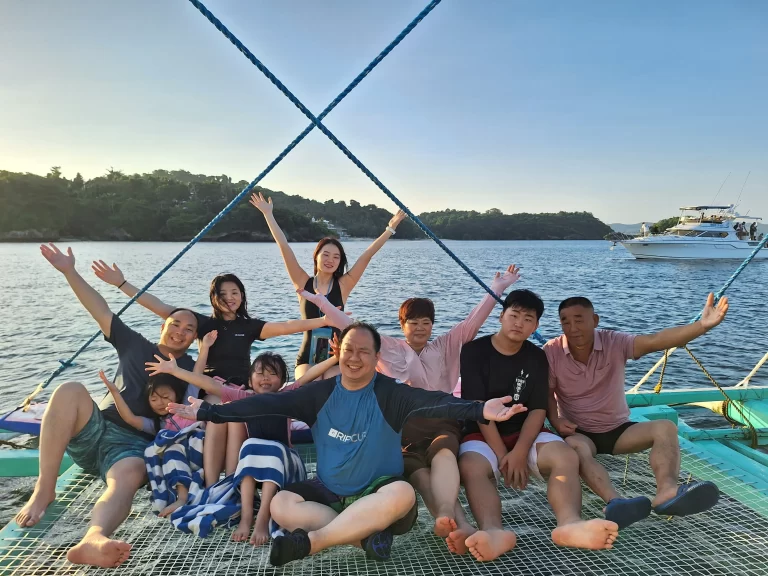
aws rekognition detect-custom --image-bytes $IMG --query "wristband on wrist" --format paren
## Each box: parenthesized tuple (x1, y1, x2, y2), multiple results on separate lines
(117, 280, 127, 289)
(386, 226, 396, 235)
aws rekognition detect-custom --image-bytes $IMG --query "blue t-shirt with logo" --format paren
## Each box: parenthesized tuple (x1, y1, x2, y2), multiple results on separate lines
(198, 373, 488, 496)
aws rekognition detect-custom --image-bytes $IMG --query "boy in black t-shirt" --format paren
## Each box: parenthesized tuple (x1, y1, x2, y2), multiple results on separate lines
(451, 290, 619, 562)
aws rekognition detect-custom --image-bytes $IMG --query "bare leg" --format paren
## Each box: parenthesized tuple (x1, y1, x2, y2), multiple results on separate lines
(15, 382, 94, 528)
(67, 457, 146, 568)
(458, 452, 516, 562)
(233, 476, 255, 542)
(271, 491, 339, 533)
(429, 449, 462, 534)
(203, 422, 227, 487)
(409, 451, 471, 541)
(294, 364, 310, 380)
(537, 442, 618, 550)
(252, 481, 278, 546)
(445, 500, 476, 555)
(225, 423, 247, 476)
(565, 434, 620, 503)
(612, 421, 680, 506)
(307, 481, 416, 554)
(159, 484, 188, 518)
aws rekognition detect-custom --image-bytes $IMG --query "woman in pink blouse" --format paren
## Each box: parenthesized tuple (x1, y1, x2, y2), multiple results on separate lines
(300, 264, 520, 554)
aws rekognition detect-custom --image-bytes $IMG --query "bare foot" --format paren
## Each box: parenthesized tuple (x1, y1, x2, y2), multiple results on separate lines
(14, 486, 55, 528)
(552, 519, 618, 550)
(434, 516, 457, 538)
(232, 516, 252, 542)
(446, 525, 477, 555)
(66, 533, 132, 568)
(158, 499, 185, 519)
(465, 529, 517, 562)
(250, 524, 270, 546)
(651, 487, 679, 508)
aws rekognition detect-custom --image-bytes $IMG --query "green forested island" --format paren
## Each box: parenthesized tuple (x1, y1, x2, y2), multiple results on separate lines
(0, 168, 613, 242)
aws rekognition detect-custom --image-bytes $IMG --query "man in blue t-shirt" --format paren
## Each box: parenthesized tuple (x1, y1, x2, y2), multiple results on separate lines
(14, 244, 198, 569)
(171, 321, 524, 566)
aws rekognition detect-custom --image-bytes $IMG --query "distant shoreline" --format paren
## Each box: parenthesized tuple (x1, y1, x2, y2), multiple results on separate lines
(0, 237, 609, 244)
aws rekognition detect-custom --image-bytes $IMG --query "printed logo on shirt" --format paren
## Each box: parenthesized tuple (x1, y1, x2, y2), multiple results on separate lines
(328, 427, 367, 443)
(234, 333, 246, 337)
(514, 369, 529, 402)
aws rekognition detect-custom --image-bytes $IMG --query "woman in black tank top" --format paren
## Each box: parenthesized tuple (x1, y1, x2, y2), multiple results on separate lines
(250, 191, 407, 379)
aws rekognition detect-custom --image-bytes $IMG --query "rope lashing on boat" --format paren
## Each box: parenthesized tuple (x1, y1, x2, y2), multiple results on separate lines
(682, 345, 759, 448)
(630, 232, 768, 393)
(185, 0, 545, 344)
(652, 349, 669, 394)
(736, 349, 768, 387)
(650, 341, 760, 445)
(0, 0, 443, 421)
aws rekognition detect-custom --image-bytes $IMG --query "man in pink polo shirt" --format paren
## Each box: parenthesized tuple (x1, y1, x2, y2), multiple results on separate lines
(545, 293, 729, 530)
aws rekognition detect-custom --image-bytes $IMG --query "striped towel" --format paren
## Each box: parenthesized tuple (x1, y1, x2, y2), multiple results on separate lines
(165, 437, 307, 538)
(144, 423, 206, 515)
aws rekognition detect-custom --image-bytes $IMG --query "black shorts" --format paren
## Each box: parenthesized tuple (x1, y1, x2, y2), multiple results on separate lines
(283, 476, 418, 535)
(401, 417, 461, 477)
(577, 422, 637, 455)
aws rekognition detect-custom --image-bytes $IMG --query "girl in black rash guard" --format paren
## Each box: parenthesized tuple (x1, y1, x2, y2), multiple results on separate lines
(249, 191, 407, 379)
(91, 268, 335, 483)
(90, 270, 331, 384)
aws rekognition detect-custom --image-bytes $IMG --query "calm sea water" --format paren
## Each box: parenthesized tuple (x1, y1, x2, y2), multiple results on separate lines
(1, 239, 766, 525)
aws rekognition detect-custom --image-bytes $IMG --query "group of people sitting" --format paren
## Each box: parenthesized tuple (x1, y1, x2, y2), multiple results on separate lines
(15, 192, 729, 569)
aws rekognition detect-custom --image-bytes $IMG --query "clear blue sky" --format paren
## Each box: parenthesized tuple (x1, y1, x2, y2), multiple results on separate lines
(1, 0, 766, 223)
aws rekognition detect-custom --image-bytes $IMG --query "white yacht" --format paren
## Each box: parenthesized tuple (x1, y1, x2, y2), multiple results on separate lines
(620, 205, 766, 260)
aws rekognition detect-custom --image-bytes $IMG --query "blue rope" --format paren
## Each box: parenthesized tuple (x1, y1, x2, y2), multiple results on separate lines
(0, 0, 440, 416)
(186, 0, 548, 344)
(691, 233, 768, 322)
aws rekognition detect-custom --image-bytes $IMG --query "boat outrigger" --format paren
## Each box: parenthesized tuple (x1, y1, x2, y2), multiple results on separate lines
(621, 205, 766, 260)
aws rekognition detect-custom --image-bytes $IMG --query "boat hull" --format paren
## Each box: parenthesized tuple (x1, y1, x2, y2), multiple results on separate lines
(620, 239, 768, 260)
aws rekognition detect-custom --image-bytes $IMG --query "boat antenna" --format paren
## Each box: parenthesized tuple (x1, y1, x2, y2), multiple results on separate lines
(711, 172, 731, 203)
(736, 171, 751, 205)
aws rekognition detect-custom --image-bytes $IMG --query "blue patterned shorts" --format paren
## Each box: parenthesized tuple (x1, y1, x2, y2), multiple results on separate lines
(65, 401, 150, 481)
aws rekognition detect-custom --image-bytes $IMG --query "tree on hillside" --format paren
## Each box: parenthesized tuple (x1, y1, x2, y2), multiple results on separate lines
(71, 172, 84, 190)
(47, 166, 63, 180)
(0, 168, 614, 242)
(650, 217, 678, 234)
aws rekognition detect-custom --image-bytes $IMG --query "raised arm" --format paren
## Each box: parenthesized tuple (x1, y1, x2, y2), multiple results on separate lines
(250, 192, 310, 290)
(339, 210, 407, 298)
(194, 331, 217, 374)
(440, 265, 521, 347)
(98, 370, 154, 434)
(260, 317, 329, 339)
(41, 244, 114, 337)
(298, 290, 353, 331)
(633, 293, 729, 359)
(91, 260, 176, 319)
(145, 353, 224, 397)
(170, 383, 322, 425)
(290, 355, 339, 389)
(385, 383, 526, 433)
